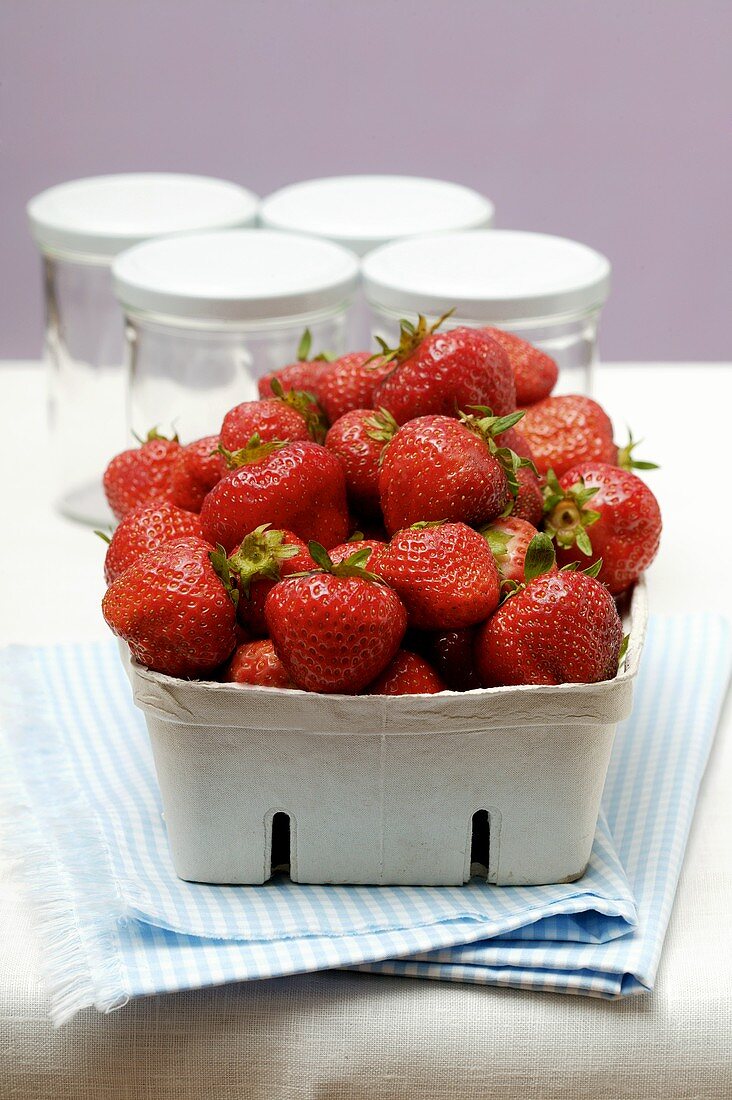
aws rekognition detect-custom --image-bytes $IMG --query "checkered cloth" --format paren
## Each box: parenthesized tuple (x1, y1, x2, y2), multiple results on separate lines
(1, 616, 729, 1024)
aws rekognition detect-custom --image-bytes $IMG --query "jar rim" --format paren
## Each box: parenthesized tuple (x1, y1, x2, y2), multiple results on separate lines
(112, 229, 360, 323)
(27, 173, 259, 259)
(362, 230, 611, 324)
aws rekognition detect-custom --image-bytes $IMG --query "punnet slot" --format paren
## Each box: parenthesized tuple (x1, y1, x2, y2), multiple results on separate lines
(470, 810, 490, 880)
(270, 812, 291, 878)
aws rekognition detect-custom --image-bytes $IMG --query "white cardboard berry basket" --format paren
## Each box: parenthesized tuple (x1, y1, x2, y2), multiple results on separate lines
(123, 579, 647, 888)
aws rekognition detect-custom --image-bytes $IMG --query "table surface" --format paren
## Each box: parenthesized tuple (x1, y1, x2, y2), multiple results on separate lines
(1, 361, 731, 1100)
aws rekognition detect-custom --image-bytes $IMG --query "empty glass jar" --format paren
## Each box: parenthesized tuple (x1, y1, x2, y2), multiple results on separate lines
(27, 173, 259, 524)
(361, 230, 612, 395)
(111, 229, 359, 443)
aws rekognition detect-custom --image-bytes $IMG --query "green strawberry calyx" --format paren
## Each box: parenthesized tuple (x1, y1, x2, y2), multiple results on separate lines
(209, 544, 240, 607)
(226, 524, 302, 596)
(216, 433, 287, 469)
(132, 426, 180, 446)
(268, 378, 328, 442)
(558, 558, 604, 578)
(618, 633, 631, 668)
(364, 407, 400, 466)
(296, 327, 335, 363)
(617, 429, 659, 472)
(367, 308, 456, 369)
(479, 523, 511, 567)
(459, 406, 537, 497)
(542, 469, 601, 557)
(292, 541, 385, 584)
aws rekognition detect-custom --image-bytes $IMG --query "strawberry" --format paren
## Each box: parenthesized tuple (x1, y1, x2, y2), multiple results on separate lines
(378, 522, 501, 630)
(480, 516, 556, 586)
(102, 537, 238, 678)
(224, 639, 295, 688)
(265, 543, 407, 694)
(325, 408, 398, 518)
(225, 525, 315, 636)
(103, 429, 181, 520)
(258, 328, 334, 402)
(221, 381, 326, 450)
(366, 650, 446, 695)
(421, 628, 481, 692)
(519, 395, 617, 477)
(317, 352, 393, 424)
(510, 465, 545, 526)
(328, 537, 388, 570)
(200, 435, 350, 553)
(372, 315, 516, 425)
(483, 328, 558, 406)
(101, 502, 205, 585)
(458, 407, 544, 526)
(168, 435, 226, 513)
(474, 537, 624, 686)
(543, 462, 662, 594)
(378, 415, 514, 535)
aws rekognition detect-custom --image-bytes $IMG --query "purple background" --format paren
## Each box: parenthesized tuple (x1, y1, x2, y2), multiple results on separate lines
(1, 0, 730, 361)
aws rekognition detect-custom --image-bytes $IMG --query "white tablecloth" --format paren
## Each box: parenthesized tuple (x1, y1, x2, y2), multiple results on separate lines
(1, 362, 731, 1099)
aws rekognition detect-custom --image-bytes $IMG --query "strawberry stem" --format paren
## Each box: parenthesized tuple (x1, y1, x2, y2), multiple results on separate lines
(367, 308, 455, 369)
(227, 524, 301, 595)
(216, 434, 287, 469)
(304, 542, 384, 584)
(617, 429, 659, 471)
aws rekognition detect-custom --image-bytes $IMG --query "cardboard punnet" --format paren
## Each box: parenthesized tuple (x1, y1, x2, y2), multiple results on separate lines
(127, 581, 647, 887)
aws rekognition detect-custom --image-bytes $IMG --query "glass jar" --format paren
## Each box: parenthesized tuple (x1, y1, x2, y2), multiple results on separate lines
(260, 176, 495, 345)
(361, 230, 611, 395)
(112, 229, 359, 443)
(27, 174, 259, 525)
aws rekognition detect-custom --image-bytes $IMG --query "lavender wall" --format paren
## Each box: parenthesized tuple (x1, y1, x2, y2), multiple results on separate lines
(1, 0, 729, 361)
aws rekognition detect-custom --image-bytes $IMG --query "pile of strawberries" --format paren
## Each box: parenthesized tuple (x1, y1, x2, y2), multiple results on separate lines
(101, 317, 662, 695)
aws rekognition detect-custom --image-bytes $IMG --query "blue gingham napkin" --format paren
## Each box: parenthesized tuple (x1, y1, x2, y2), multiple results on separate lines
(0, 615, 729, 1024)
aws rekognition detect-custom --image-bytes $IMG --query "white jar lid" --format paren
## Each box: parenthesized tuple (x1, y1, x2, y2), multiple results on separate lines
(112, 229, 360, 322)
(27, 174, 259, 260)
(259, 176, 494, 256)
(362, 230, 611, 322)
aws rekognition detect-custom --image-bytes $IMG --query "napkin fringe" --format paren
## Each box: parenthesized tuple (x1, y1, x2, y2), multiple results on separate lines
(0, 652, 129, 1026)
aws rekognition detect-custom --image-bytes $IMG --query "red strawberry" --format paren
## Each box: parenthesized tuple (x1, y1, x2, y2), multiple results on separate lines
(421, 628, 481, 692)
(328, 537, 388, 570)
(265, 543, 407, 694)
(221, 382, 326, 450)
(458, 408, 544, 526)
(373, 316, 516, 425)
(258, 328, 333, 401)
(510, 465, 545, 526)
(520, 395, 617, 477)
(103, 429, 181, 520)
(317, 352, 393, 423)
(379, 522, 501, 630)
(325, 408, 398, 518)
(483, 328, 558, 406)
(474, 539, 624, 686)
(366, 650, 446, 695)
(543, 462, 662, 594)
(226, 525, 315, 636)
(224, 639, 294, 688)
(480, 517, 556, 586)
(168, 435, 226, 513)
(200, 435, 350, 553)
(102, 537, 237, 678)
(101, 502, 205, 585)
(378, 415, 512, 534)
